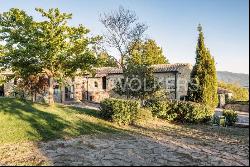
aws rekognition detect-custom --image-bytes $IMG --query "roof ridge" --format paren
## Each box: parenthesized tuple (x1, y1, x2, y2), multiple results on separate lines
(93, 63, 192, 75)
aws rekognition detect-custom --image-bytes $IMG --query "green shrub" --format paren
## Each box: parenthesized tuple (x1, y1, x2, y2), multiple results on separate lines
(99, 98, 140, 125)
(150, 89, 169, 101)
(133, 108, 153, 125)
(145, 99, 213, 123)
(223, 109, 238, 126)
(145, 99, 176, 121)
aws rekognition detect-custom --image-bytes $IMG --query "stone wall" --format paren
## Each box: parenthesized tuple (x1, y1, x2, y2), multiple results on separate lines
(3, 79, 15, 97)
(218, 94, 226, 108)
(82, 76, 113, 103)
(1, 64, 192, 103)
(224, 104, 249, 112)
(82, 66, 191, 103)
(154, 73, 176, 99)
(106, 74, 123, 91)
(177, 66, 192, 99)
(73, 76, 83, 102)
(84, 77, 104, 92)
(0, 75, 85, 104)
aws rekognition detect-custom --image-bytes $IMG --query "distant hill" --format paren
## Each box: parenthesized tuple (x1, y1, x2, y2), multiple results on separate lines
(217, 71, 249, 88)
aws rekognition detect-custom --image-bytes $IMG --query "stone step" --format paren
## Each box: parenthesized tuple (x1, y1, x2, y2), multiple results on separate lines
(234, 123, 249, 128)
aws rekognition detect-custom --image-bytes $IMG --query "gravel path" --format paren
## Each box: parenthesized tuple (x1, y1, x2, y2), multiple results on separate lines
(1, 131, 248, 166)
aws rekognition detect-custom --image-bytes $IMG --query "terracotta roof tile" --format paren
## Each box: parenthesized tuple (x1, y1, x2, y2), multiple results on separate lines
(151, 63, 192, 72)
(93, 63, 192, 76)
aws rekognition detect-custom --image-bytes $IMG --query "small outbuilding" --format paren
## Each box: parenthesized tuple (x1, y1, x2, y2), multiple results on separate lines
(217, 87, 233, 108)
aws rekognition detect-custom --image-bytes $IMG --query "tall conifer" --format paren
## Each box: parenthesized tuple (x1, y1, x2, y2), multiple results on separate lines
(188, 24, 218, 108)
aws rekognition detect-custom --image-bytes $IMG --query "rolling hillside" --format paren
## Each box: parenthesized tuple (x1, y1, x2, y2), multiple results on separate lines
(217, 71, 249, 88)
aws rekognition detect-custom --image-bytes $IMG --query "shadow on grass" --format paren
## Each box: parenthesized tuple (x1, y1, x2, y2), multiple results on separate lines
(56, 104, 101, 118)
(0, 98, 122, 142)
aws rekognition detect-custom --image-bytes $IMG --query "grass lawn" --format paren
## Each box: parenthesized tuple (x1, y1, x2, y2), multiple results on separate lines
(0, 97, 248, 145)
(0, 97, 121, 144)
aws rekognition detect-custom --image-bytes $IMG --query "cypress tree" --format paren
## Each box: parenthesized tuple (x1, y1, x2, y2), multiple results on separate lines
(188, 24, 218, 108)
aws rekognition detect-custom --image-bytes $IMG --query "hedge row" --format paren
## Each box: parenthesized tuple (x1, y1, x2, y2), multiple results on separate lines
(145, 99, 214, 123)
(100, 98, 214, 125)
(99, 98, 140, 125)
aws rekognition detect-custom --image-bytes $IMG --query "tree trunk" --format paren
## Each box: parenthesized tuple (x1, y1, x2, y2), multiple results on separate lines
(32, 92, 35, 103)
(125, 76, 130, 99)
(32, 92, 36, 103)
(48, 77, 54, 105)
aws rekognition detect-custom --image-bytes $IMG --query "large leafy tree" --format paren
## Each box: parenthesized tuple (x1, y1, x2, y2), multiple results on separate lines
(101, 7, 167, 100)
(115, 63, 159, 101)
(116, 39, 167, 100)
(0, 44, 5, 71)
(0, 45, 5, 84)
(100, 6, 147, 66)
(96, 52, 118, 67)
(114, 40, 164, 101)
(0, 8, 99, 104)
(0, 9, 41, 75)
(187, 24, 218, 108)
(129, 39, 168, 65)
(0, 44, 4, 57)
(16, 74, 49, 102)
(101, 6, 154, 100)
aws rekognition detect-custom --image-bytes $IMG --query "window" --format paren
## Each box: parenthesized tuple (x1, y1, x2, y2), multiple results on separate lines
(94, 81, 98, 88)
(168, 79, 175, 84)
(102, 77, 107, 90)
(14, 79, 17, 85)
(53, 85, 60, 94)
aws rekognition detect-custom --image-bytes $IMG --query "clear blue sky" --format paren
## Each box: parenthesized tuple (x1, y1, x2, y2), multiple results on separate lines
(0, 0, 249, 74)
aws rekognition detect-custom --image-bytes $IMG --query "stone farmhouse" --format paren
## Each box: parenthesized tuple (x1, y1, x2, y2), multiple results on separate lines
(83, 63, 192, 102)
(0, 63, 193, 103)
